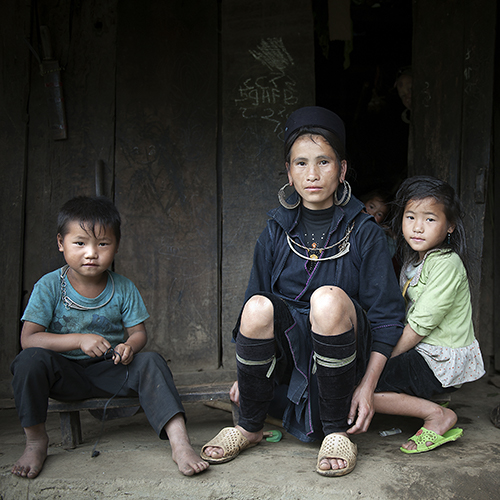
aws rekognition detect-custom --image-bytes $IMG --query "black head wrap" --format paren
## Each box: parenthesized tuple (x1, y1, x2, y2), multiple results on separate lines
(284, 106, 345, 147)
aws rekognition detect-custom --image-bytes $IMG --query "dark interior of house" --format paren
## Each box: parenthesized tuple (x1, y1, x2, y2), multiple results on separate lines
(314, 0, 413, 199)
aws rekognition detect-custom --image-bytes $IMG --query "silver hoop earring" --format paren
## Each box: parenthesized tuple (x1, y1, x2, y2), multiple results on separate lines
(334, 180, 351, 206)
(278, 183, 301, 209)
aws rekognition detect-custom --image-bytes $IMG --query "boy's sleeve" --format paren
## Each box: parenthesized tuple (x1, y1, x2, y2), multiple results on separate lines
(118, 276, 150, 328)
(21, 275, 59, 328)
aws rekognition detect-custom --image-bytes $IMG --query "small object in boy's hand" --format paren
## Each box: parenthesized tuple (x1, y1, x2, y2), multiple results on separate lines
(379, 428, 402, 437)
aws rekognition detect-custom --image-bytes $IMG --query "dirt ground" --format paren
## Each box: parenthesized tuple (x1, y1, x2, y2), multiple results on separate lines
(1, 376, 500, 500)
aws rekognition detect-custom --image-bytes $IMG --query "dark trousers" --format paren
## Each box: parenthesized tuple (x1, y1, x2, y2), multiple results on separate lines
(10, 348, 184, 439)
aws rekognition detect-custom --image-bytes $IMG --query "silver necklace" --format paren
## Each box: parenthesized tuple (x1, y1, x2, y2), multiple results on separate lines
(60, 265, 115, 311)
(286, 222, 355, 262)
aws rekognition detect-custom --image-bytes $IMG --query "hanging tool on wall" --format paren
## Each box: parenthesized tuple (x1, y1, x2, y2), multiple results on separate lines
(39, 25, 67, 140)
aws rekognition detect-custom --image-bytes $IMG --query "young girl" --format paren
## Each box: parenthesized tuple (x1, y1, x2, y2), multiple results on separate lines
(374, 175, 485, 453)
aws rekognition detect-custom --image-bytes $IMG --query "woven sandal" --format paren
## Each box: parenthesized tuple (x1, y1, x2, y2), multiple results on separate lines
(316, 433, 357, 477)
(400, 427, 463, 454)
(200, 427, 257, 464)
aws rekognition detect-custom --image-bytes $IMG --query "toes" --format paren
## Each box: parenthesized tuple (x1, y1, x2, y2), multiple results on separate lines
(402, 440, 417, 451)
(180, 459, 209, 476)
(205, 446, 222, 458)
(319, 458, 347, 470)
(27, 467, 40, 479)
(181, 466, 195, 476)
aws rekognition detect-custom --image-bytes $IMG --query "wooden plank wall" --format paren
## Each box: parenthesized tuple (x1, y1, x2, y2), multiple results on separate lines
(494, 23, 500, 372)
(220, 0, 315, 368)
(410, 0, 497, 353)
(23, 0, 118, 288)
(0, 1, 31, 395)
(0, 0, 314, 395)
(114, 0, 219, 380)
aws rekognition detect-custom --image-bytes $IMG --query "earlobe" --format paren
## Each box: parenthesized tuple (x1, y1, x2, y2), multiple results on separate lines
(57, 234, 64, 252)
(286, 163, 293, 186)
(340, 160, 347, 182)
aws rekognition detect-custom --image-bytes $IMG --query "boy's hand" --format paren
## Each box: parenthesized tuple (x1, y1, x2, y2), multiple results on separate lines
(113, 343, 134, 365)
(79, 334, 111, 358)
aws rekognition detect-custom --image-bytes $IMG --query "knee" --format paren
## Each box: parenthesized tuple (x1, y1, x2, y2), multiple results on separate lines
(134, 351, 168, 369)
(240, 295, 274, 337)
(310, 286, 347, 316)
(310, 286, 354, 333)
(10, 348, 53, 376)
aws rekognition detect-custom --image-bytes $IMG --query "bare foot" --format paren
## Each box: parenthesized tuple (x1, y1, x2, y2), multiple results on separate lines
(317, 432, 349, 472)
(401, 406, 457, 452)
(164, 413, 209, 476)
(202, 425, 263, 460)
(171, 443, 209, 476)
(11, 424, 49, 479)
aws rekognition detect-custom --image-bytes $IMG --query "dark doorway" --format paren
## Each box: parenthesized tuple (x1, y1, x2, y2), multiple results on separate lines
(313, 0, 413, 199)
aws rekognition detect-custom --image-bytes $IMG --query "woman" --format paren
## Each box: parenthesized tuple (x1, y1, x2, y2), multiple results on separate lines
(202, 106, 405, 476)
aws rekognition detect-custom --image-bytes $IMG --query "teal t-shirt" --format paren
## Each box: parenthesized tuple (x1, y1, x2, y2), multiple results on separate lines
(22, 267, 150, 359)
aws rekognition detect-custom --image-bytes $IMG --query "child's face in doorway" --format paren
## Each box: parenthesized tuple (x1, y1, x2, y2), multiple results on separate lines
(364, 197, 388, 225)
(57, 221, 118, 282)
(396, 74, 412, 110)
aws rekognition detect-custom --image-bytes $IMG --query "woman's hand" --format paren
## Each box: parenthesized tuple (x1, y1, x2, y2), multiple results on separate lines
(346, 351, 386, 435)
(346, 382, 375, 435)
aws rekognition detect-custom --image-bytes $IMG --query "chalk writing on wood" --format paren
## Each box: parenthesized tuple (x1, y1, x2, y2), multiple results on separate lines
(234, 38, 298, 136)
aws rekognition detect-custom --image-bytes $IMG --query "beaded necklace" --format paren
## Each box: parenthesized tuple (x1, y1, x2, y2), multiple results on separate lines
(60, 265, 115, 311)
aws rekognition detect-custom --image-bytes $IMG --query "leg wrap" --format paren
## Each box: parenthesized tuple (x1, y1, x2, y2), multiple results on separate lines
(312, 328, 356, 435)
(236, 331, 276, 432)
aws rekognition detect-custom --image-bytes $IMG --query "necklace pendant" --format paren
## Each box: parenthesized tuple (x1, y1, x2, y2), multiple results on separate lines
(311, 242, 317, 249)
(309, 253, 319, 260)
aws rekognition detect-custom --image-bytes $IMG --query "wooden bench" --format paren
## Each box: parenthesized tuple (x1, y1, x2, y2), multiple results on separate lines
(46, 388, 451, 449)
(48, 383, 234, 449)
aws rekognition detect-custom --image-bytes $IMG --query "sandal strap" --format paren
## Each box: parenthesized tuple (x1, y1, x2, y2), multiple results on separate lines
(317, 433, 357, 463)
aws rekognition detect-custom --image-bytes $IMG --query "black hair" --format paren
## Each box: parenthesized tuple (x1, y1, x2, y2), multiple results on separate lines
(391, 175, 468, 272)
(284, 126, 346, 166)
(57, 196, 121, 244)
(359, 188, 392, 205)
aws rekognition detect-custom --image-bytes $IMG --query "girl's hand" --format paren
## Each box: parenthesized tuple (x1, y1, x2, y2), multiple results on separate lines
(229, 381, 240, 406)
(113, 343, 134, 365)
(79, 334, 111, 358)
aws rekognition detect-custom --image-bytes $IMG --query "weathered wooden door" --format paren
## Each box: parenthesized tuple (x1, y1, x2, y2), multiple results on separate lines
(0, 0, 314, 394)
(409, 0, 496, 353)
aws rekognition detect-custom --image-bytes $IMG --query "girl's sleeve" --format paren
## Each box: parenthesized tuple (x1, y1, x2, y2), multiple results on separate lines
(407, 254, 464, 337)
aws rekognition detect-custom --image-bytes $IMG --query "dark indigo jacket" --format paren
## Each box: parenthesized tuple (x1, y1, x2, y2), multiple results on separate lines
(243, 194, 405, 442)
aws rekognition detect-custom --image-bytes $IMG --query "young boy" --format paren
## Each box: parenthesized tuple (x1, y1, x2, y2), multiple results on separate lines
(360, 189, 397, 258)
(10, 196, 208, 479)
(360, 189, 390, 225)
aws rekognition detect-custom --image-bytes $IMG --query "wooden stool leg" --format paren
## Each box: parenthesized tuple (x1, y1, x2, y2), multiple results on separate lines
(59, 411, 82, 449)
